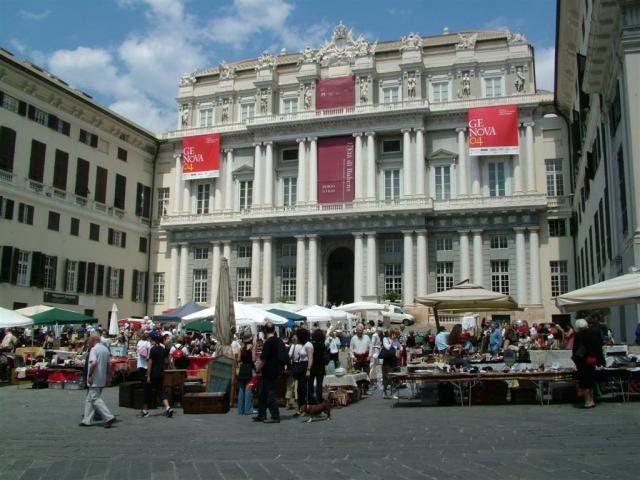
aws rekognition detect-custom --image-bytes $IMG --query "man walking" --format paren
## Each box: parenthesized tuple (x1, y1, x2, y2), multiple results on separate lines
(80, 334, 116, 428)
(140, 331, 174, 418)
(254, 322, 284, 424)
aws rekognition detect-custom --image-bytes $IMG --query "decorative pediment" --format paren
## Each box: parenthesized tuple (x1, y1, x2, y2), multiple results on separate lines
(179, 71, 197, 87)
(456, 33, 478, 50)
(219, 61, 236, 79)
(255, 50, 276, 71)
(400, 32, 423, 51)
(507, 30, 527, 45)
(310, 21, 376, 67)
(428, 148, 458, 161)
(232, 164, 254, 177)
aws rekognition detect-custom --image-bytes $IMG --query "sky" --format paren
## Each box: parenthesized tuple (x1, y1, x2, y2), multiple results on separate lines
(0, 0, 558, 133)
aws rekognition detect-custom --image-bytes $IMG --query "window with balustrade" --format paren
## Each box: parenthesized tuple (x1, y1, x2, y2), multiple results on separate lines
(199, 107, 213, 127)
(281, 266, 296, 299)
(283, 177, 297, 206)
(384, 169, 400, 201)
(153, 273, 165, 303)
(488, 162, 506, 197)
(382, 85, 400, 104)
(236, 268, 251, 300)
(545, 159, 564, 196)
(384, 263, 402, 294)
(240, 103, 255, 122)
(196, 183, 210, 214)
(550, 261, 569, 297)
(436, 262, 454, 292)
(491, 260, 510, 295)
(282, 98, 298, 114)
(484, 77, 503, 98)
(239, 180, 253, 211)
(431, 82, 449, 103)
(434, 165, 451, 200)
(193, 269, 208, 303)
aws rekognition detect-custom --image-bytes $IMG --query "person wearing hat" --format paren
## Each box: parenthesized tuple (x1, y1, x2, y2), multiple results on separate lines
(236, 332, 256, 415)
(140, 331, 174, 418)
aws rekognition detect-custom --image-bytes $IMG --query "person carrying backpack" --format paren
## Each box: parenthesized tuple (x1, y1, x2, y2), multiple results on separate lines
(169, 339, 190, 370)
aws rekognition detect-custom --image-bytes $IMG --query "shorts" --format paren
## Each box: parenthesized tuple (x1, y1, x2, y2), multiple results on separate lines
(144, 376, 170, 404)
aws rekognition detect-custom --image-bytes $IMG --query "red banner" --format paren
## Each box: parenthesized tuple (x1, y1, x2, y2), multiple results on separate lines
(317, 136, 355, 204)
(316, 76, 355, 110)
(468, 105, 519, 156)
(182, 133, 220, 179)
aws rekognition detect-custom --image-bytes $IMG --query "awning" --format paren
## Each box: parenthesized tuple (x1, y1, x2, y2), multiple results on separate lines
(184, 318, 215, 334)
(556, 271, 640, 312)
(267, 308, 306, 328)
(153, 300, 205, 321)
(415, 282, 522, 312)
(335, 302, 386, 313)
(16, 306, 97, 325)
(0, 307, 33, 328)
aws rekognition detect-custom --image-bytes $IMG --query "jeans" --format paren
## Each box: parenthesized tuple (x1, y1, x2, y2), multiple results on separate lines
(257, 376, 280, 420)
(296, 374, 314, 407)
(237, 380, 254, 414)
(81, 387, 114, 425)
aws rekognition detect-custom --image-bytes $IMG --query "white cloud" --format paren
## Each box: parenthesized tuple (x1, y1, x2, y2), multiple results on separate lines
(535, 46, 555, 92)
(18, 10, 51, 21)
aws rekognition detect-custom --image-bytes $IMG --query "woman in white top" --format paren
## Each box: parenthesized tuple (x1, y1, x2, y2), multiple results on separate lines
(289, 327, 314, 415)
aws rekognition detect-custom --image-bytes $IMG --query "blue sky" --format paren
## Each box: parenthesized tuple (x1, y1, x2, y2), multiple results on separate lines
(0, 0, 557, 132)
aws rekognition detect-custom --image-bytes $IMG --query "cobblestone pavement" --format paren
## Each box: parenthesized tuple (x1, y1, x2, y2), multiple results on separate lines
(0, 385, 638, 480)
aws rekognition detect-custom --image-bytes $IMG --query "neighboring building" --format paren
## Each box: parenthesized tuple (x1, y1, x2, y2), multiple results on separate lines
(0, 48, 157, 323)
(556, 0, 640, 340)
(152, 23, 574, 325)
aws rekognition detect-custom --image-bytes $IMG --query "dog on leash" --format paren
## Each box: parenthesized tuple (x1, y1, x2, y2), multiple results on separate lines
(302, 393, 333, 422)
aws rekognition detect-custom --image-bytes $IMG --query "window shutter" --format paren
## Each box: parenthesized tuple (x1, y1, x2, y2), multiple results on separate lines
(48, 114, 59, 130)
(0, 126, 17, 173)
(143, 271, 148, 303)
(63, 259, 70, 291)
(90, 134, 98, 148)
(62, 122, 70, 136)
(10, 248, 20, 284)
(53, 150, 69, 191)
(96, 265, 104, 295)
(27, 206, 34, 225)
(86, 262, 95, 294)
(108, 228, 114, 245)
(106, 267, 112, 297)
(29, 140, 46, 183)
(143, 186, 152, 218)
(77, 261, 87, 293)
(121, 232, 126, 249)
(30, 251, 43, 288)
(51, 256, 57, 290)
(118, 269, 124, 298)
(131, 269, 138, 301)
(18, 101, 27, 116)
(136, 183, 143, 217)
(27, 105, 36, 120)
(4, 199, 13, 220)
(0, 246, 13, 282)
(94, 166, 107, 204)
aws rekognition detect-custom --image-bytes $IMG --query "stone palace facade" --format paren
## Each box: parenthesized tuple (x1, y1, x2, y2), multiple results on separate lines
(151, 24, 574, 323)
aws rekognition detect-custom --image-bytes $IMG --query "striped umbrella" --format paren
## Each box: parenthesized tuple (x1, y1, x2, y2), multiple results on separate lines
(215, 257, 235, 346)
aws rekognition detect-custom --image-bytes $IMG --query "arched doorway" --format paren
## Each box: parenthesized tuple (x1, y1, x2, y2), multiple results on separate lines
(326, 247, 354, 305)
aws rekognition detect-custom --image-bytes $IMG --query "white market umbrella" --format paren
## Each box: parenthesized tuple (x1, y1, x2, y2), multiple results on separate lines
(335, 302, 386, 313)
(234, 302, 288, 327)
(0, 307, 33, 328)
(556, 271, 640, 312)
(15, 305, 54, 317)
(108, 304, 119, 336)
(183, 306, 216, 322)
(298, 305, 346, 324)
(415, 282, 521, 312)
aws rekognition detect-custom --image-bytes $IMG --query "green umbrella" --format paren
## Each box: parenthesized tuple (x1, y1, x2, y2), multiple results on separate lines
(184, 319, 216, 334)
(27, 307, 96, 326)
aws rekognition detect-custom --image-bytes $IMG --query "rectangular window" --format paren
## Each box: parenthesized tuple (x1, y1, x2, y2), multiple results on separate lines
(43, 256, 56, 290)
(382, 85, 400, 103)
(237, 245, 251, 258)
(89, 223, 100, 241)
(1, 93, 21, 113)
(281, 243, 295, 257)
(239, 180, 253, 211)
(382, 139, 401, 153)
(157, 187, 170, 218)
(384, 169, 400, 201)
(65, 260, 77, 292)
(94, 166, 108, 204)
(384, 239, 401, 254)
(548, 219, 567, 237)
(594, 211, 602, 272)
(545, 159, 564, 196)
(194, 247, 209, 260)
(434, 165, 451, 200)
(28, 105, 48, 125)
(491, 260, 510, 295)
(196, 183, 210, 214)
(617, 148, 628, 234)
(490, 235, 508, 249)
(108, 228, 126, 248)
(283, 177, 297, 207)
(79, 129, 98, 148)
(18, 203, 34, 225)
(236, 267, 251, 300)
(282, 98, 298, 114)
(282, 149, 298, 162)
(550, 261, 569, 297)
(135, 183, 151, 218)
(384, 263, 402, 295)
(488, 162, 506, 197)
(193, 269, 208, 303)
(2, 198, 14, 220)
(75, 158, 90, 198)
(109, 269, 120, 297)
(240, 103, 255, 122)
(117, 147, 128, 161)
(52, 150, 69, 192)
(139, 237, 148, 253)
(431, 82, 449, 103)
(281, 266, 296, 299)
(114, 174, 127, 210)
(436, 262, 454, 292)
(47, 211, 60, 231)
(484, 77, 503, 98)
(0, 126, 17, 172)
(70, 217, 80, 236)
(16, 251, 29, 286)
(152, 273, 165, 303)
(133, 270, 146, 303)
(199, 107, 213, 127)
(435, 238, 453, 251)
(28, 140, 46, 183)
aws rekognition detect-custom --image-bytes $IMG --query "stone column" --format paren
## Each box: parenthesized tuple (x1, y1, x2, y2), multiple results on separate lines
(354, 133, 364, 201)
(525, 122, 536, 192)
(307, 235, 318, 305)
(210, 241, 222, 304)
(416, 229, 428, 297)
(353, 233, 364, 302)
(253, 143, 262, 208)
(514, 127, 524, 193)
(214, 177, 222, 212)
(261, 237, 273, 304)
(297, 138, 306, 205)
(514, 227, 527, 304)
(169, 244, 179, 307)
(222, 241, 231, 263)
(366, 232, 377, 298)
(295, 236, 306, 305)
(307, 137, 318, 205)
(224, 149, 233, 211)
(529, 227, 541, 304)
(402, 128, 412, 198)
(250, 237, 261, 299)
(415, 128, 426, 197)
(178, 243, 189, 305)
(470, 155, 481, 196)
(366, 132, 376, 201)
(459, 230, 470, 281)
(263, 141, 273, 207)
(183, 181, 191, 214)
(208, 181, 215, 213)
(402, 230, 414, 305)
(456, 128, 468, 196)
(472, 230, 483, 286)
(173, 154, 183, 213)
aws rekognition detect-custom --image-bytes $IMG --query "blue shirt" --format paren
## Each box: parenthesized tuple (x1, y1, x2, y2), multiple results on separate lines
(435, 331, 450, 352)
(489, 329, 503, 354)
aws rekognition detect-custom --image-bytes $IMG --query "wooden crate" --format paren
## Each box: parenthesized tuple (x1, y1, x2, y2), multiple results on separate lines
(183, 381, 206, 394)
(183, 392, 230, 414)
(163, 369, 187, 388)
(118, 381, 140, 408)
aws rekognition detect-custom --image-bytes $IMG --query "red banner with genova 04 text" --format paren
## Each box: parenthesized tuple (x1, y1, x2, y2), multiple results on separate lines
(316, 76, 355, 110)
(317, 136, 355, 204)
(182, 133, 220, 179)
(468, 105, 519, 156)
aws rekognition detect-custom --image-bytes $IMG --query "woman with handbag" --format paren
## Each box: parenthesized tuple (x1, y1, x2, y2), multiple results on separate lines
(310, 329, 328, 403)
(380, 327, 401, 399)
(236, 332, 256, 415)
(572, 319, 605, 408)
(289, 327, 314, 416)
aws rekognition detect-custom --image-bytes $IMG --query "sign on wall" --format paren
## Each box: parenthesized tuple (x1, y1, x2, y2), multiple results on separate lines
(318, 136, 355, 204)
(182, 133, 221, 179)
(316, 77, 355, 110)
(468, 105, 519, 156)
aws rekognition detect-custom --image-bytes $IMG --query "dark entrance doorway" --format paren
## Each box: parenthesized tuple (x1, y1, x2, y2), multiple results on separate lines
(327, 247, 354, 305)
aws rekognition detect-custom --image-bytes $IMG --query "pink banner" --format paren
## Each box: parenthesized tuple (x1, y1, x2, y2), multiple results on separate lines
(318, 136, 355, 204)
(316, 77, 355, 109)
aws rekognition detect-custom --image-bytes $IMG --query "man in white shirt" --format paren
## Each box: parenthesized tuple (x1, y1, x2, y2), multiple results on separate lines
(80, 334, 115, 427)
(327, 331, 341, 368)
(349, 324, 371, 372)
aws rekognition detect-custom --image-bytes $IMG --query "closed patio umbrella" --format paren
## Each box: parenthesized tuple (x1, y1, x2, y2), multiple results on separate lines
(215, 258, 235, 346)
(108, 304, 119, 336)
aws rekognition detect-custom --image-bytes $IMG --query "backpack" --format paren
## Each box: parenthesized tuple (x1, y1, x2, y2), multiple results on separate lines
(172, 345, 190, 369)
(137, 341, 149, 359)
(171, 345, 185, 360)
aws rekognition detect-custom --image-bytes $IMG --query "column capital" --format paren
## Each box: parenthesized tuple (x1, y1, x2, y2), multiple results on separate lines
(513, 226, 527, 232)
(353, 232, 365, 238)
(457, 229, 471, 235)
(470, 228, 483, 234)
(365, 131, 375, 137)
(401, 230, 414, 235)
(415, 229, 428, 235)
(456, 127, 467, 133)
(414, 127, 424, 133)
(522, 121, 535, 128)
(294, 235, 306, 241)
(249, 236, 262, 242)
(263, 140, 273, 146)
(527, 226, 540, 232)
(223, 148, 234, 154)
(173, 153, 182, 161)
(260, 235, 273, 241)
(179, 241, 189, 247)
(401, 128, 412, 134)
(364, 231, 377, 237)
(307, 136, 318, 142)
(296, 138, 306, 144)
(209, 240, 222, 246)
(253, 142, 262, 147)
(306, 234, 319, 239)
(222, 240, 231, 245)
(352, 132, 363, 138)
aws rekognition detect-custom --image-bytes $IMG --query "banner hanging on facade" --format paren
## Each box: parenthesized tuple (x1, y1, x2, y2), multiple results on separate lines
(468, 105, 519, 156)
(316, 76, 355, 110)
(182, 133, 221, 179)
(317, 136, 355, 204)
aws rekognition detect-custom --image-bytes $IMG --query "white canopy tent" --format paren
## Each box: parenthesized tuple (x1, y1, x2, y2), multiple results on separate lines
(0, 307, 34, 328)
(182, 303, 288, 327)
(556, 271, 640, 312)
(335, 302, 386, 313)
(298, 305, 347, 324)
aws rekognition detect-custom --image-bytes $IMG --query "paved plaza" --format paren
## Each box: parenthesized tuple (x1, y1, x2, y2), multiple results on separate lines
(0, 386, 638, 480)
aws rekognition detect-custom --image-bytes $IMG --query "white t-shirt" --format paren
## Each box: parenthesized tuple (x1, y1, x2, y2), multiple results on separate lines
(136, 339, 151, 369)
(328, 337, 340, 354)
(290, 342, 312, 362)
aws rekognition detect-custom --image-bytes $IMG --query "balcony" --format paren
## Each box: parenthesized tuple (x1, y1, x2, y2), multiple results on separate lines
(546, 195, 573, 210)
(0, 169, 15, 184)
(433, 193, 548, 213)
